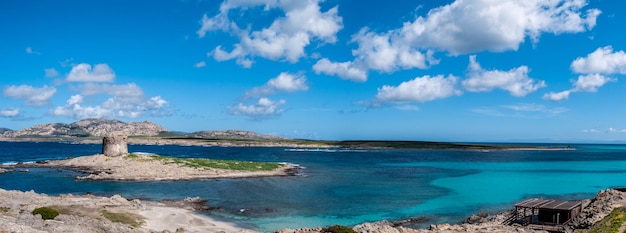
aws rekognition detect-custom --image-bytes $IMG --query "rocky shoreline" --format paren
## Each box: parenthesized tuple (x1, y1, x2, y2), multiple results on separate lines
(1, 154, 300, 181)
(1, 188, 625, 233)
(277, 189, 626, 233)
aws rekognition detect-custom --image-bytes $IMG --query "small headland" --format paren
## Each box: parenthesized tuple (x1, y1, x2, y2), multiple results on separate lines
(3, 153, 299, 181)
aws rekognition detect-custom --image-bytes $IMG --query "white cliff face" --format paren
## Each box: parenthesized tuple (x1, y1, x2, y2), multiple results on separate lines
(2, 118, 168, 138)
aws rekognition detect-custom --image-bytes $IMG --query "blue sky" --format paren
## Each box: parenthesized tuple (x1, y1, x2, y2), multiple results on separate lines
(2, 0, 626, 142)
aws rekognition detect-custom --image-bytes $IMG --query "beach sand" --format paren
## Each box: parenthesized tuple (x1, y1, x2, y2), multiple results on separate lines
(141, 206, 254, 232)
(0, 188, 257, 233)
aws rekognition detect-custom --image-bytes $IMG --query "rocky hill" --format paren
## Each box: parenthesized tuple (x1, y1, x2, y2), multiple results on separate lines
(0, 128, 12, 134)
(0, 119, 289, 143)
(187, 130, 286, 140)
(2, 119, 168, 138)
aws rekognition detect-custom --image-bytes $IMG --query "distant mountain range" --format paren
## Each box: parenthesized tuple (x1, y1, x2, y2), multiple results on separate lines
(0, 118, 283, 140)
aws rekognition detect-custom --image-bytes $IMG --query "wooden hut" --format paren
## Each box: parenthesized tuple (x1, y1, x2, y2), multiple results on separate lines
(509, 198, 582, 232)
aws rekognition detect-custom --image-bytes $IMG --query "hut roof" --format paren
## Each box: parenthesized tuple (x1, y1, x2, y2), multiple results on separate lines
(515, 198, 581, 211)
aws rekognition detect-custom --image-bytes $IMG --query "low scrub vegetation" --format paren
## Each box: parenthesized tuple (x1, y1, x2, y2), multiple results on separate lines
(322, 225, 357, 233)
(589, 207, 626, 233)
(32, 206, 59, 220)
(101, 210, 144, 227)
(126, 154, 282, 171)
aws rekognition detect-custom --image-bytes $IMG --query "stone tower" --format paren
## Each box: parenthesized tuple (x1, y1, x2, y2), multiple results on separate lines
(102, 135, 128, 157)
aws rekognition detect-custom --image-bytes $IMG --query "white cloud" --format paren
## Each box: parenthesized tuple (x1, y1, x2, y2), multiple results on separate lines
(394, 105, 420, 111)
(0, 108, 19, 118)
(44, 68, 59, 78)
(77, 83, 144, 98)
(228, 97, 286, 118)
(317, 29, 440, 81)
(52, 93, 170, 120)
(51, 95, 112, 119)
(462, 55, 546, 97)
(233, 72, 308, 119)
(582, 129, 601, 133)
(399, 0, 600, 55)
(51, 83, 171, 119)
(3, 85, 56, 107)
(319, 0, 597, 81)
(350, 29, 438, 72)
(474, 103, 568, 117)
(571, 46, 626, 74)
(66, 63, 115, 82)
(25, 47, 40, 55)
(200, 0, 343, 66)
(573, 74, 615, 92)
(584, 128, 626, 134)
(543, 74, 614, 101)
(194, 61, 206, 68)
(244, 72, 308, 99)
(502, 103, 568, 115)
(213, 45, 253, 68)
(267, 72, 308, 92)
(312, 59, 367, 82)
(376, 75, 461, 103)
(543, 90, 571, 101)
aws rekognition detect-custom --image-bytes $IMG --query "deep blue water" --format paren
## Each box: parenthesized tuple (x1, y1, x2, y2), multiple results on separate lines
(1, 142, 626, 231)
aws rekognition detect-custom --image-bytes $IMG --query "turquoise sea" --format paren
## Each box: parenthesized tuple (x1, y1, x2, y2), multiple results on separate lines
(1, 142, 625, 231)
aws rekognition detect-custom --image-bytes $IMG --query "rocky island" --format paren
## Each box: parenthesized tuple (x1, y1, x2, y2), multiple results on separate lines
(1, 134, 298, 181)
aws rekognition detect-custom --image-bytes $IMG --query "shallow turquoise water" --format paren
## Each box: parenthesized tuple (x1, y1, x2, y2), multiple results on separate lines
(1, 142, 626, 231)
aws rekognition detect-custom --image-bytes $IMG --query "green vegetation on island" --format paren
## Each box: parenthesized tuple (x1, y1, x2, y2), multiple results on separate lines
(126, 154, 283, 171)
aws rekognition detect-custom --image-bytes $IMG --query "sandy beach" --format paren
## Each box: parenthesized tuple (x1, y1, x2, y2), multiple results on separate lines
(0, 188, 257, 233)
(141, 206, 254, 232)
